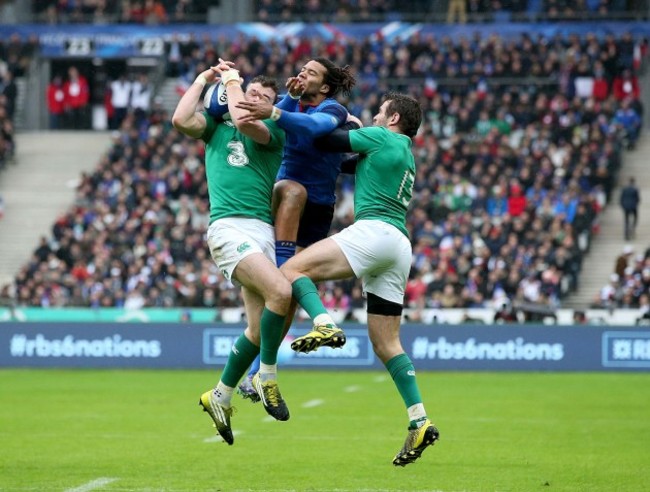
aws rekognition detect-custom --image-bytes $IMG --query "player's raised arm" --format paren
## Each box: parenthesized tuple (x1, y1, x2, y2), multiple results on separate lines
(171, 67, 221, 139)
(236, 100, 347, 138)
(217, 62, 274, 145)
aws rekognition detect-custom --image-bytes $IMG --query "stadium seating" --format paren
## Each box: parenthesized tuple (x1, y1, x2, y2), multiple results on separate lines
(31, 0, 209, 24)
(0, 24, 647, 315)
(28, 1, 647, 24)
(253, 0, 644, 22)
(0, 34, 33, 176)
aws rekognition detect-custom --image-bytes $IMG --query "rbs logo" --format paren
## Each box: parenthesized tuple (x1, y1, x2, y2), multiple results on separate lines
(602, 331, 650, 368)
(203, 328, 243, 364)
(212, 336, 238, 357)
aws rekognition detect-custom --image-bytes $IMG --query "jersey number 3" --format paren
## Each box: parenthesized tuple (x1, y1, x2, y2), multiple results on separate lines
(227, 141, 250, 167)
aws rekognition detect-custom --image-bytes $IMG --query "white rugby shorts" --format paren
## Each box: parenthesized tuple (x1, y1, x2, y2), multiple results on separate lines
(331, 219, 411, 304)
(206, 217, 276, 282)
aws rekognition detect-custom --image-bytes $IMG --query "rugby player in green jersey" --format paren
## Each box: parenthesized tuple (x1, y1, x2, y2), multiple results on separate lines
(172, 61, 291, 445)
(281, 93, 439, 466)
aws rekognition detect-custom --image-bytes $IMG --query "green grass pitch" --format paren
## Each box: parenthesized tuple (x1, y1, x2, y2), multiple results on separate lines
(1, 369, 649, 491)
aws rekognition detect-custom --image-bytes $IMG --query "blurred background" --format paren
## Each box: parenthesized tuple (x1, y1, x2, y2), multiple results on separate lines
(0, 0, 649, 331)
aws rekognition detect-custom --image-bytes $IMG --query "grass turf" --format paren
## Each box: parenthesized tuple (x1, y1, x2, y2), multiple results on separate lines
(1, 369, 648, 491)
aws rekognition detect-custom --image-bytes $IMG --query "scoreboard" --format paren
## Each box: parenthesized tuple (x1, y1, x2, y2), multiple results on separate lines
(46, 33, 166, 58)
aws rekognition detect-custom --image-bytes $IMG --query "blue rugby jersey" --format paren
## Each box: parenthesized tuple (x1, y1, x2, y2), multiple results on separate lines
(275, 97, 348, 206)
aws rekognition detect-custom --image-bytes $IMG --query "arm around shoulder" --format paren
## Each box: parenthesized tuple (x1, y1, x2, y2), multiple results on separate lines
(313, 121, 360, 152)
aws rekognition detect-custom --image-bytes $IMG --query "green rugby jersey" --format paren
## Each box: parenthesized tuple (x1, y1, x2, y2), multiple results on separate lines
(349, 126, 415, 237)
(201, 114, 285, 225)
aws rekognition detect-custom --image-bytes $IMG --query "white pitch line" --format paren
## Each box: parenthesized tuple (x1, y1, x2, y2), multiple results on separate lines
(343, 385, 361, 393)
(373, 375, 388, 383)
(301, 399, 324, 408)
(65, 477, 118, 492)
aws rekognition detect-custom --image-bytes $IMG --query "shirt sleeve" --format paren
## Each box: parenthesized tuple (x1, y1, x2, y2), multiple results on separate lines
(200, 111, 217, 142)
(348, 126, 387, 154)
(276, 102, 348, 138)
(320, 104, 348, 124)
(260, 119, 285, 151)
(276, 94, 300, 112)
(312, 120, 361, 152)
(276, 110, 342, 137)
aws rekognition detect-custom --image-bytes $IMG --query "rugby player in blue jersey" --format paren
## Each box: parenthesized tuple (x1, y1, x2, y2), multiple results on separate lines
(235, 58, 358, 398)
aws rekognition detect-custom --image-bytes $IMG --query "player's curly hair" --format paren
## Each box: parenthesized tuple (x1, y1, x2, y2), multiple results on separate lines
(313, 57, 356, 98)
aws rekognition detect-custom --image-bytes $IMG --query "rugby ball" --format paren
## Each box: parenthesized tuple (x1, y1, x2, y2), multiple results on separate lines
(204, 81, 230, 119)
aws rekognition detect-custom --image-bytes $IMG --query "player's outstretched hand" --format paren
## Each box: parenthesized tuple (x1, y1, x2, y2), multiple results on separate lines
(198, 66, 221, 85)
(286, 77, 305, 98)
(236, 100, 274, 122)
(215, 57, 235, 73)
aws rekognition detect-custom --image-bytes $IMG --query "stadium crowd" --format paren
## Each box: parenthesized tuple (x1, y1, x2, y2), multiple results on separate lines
(0, 32, 36, 177)
(1, 28, 648, 316)
(28, 0, 646, 24)
(593, 244, 650, 311)
(253, 0, 644, 22)
(31, 0, 210, 24)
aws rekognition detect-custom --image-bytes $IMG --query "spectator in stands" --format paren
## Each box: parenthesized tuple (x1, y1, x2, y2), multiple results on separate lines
(62, 66, 90, 130)
(591, 62, 610, 101)
(110, 73, 132, 130)
(447, 0, 468, 23)
(613, 98, 642, 149)
(120, 0, 145, 23)
(143, 0, 168, 24)
(572, 309, 588, 324)
(597, 273, 621, 308)
(169, 0, 204, 23)
(1, 71, 17, 119)
(612, 69, 640, 102)
(0, 101, 14, 171)
(493, 300, 518, 323)
(165, 33, 183, 77)
(46, 74, 65, 129)
(619, 177, 640, 240)
(131, 73, 152, 125)
(3, 33, 30, 77)
(615, 245, 635, 279)
(638, 293, 650, 324)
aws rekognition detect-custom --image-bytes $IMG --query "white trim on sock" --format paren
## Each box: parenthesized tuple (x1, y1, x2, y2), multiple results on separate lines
(259, 362, 278, 381)
(314, 313, 335, 326)
(214, 381, 234, 407)
(407, 403, 426, 423)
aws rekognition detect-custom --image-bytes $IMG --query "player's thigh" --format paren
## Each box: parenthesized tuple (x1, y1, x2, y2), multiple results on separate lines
(206, 217, 276, 282)
(363, 258, 410, 305)
(335, 220, 411, 304)
(272, 180, 307, 219)
(235, 252, 291, 305)
(282, 237, 354, 283)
